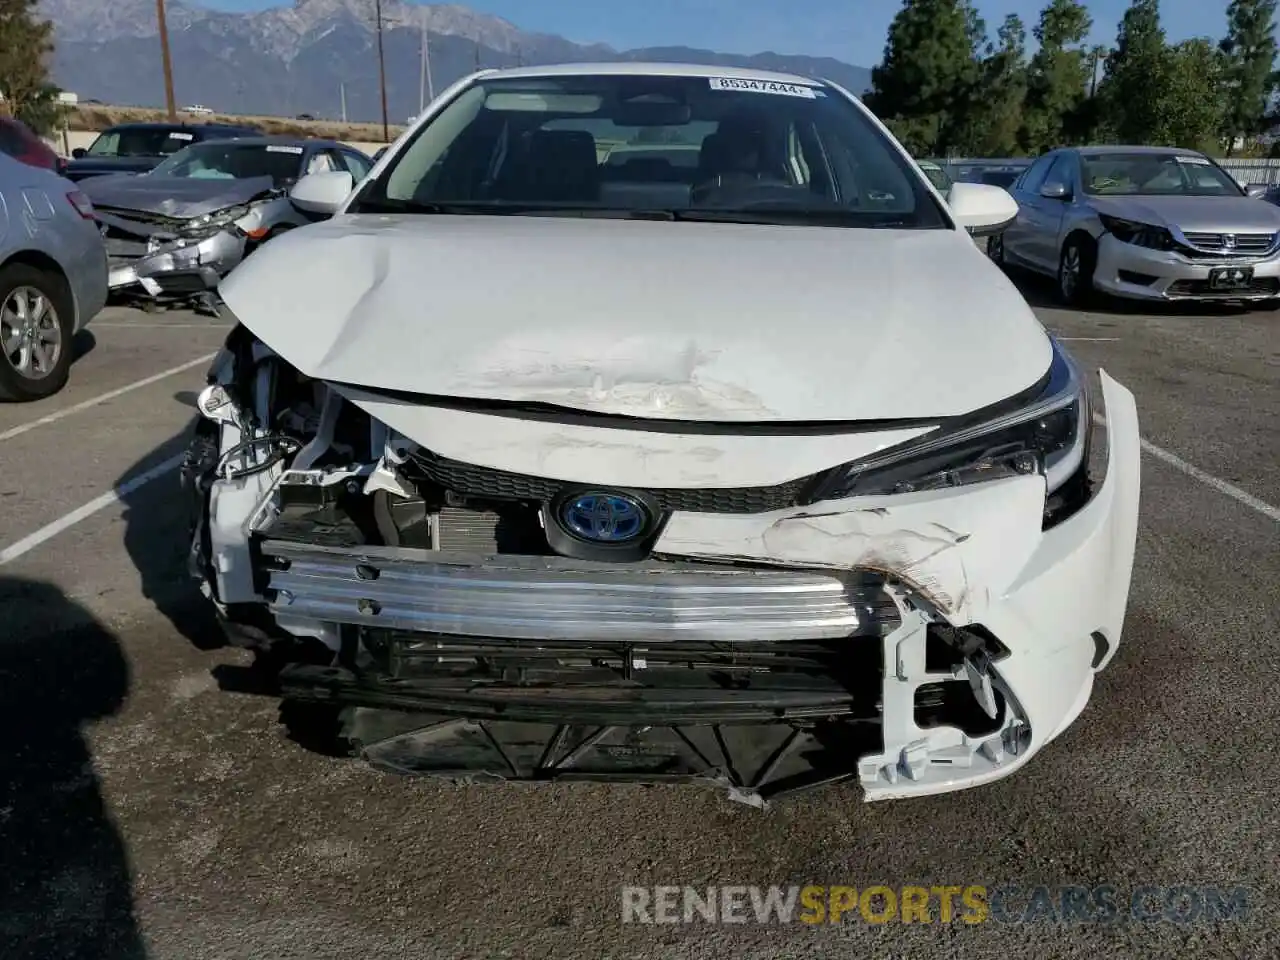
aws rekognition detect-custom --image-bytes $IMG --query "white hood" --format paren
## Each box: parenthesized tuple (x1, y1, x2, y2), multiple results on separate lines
(220, 214, 1052, 422)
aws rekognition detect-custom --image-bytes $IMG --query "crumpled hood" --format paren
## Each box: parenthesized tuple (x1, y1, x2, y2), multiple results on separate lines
(1090, 194, 1280, 234)
(81, 174, 276, 219)
(220, 214, 1052, 422)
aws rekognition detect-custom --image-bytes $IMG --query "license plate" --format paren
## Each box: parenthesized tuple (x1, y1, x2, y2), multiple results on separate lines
(1208, 266, 1254, 290)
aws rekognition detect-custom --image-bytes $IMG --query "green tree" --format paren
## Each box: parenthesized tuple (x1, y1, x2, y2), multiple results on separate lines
(961, 14, 1028, 155)
(1164, 38, 1228, 149)
(0, 0, 56, 131)
(1097, 0, 1171, 143)
(1021, 0, 1093, 152)
(1218, 0, 1278, 155)
(865, 0, 986, 155)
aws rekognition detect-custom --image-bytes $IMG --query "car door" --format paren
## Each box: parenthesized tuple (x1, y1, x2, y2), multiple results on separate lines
(1002, 154, 1055, 268)
(1027, 153, 1078, 268)
(1012, 153, 1073, 272)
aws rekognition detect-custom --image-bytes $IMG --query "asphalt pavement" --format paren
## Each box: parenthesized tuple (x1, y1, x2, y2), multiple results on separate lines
(0, 280, 1277, 960)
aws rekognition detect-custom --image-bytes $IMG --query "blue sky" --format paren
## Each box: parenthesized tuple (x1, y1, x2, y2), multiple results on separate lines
(206, 1, 1237, 64)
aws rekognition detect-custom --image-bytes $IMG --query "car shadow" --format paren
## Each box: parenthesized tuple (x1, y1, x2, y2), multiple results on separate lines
(0, 577, 146, 960)
(117, 417, 227, 653)
(72, 329, 96, 363)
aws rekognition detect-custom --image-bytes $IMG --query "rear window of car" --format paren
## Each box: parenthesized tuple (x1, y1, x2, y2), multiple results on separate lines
(87, 128, 203, 158)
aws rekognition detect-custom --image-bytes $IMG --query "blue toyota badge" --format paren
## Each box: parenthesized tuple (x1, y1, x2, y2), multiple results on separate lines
(560, 491, 649, 544)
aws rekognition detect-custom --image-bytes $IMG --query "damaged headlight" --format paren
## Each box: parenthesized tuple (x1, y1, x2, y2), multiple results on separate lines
(1098, 214, 1176, 251)
(816, 338, 1088, 500)
(181, 204, 252, 237)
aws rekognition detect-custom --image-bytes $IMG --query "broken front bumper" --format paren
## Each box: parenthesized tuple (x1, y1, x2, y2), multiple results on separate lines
(107, 229, 246, 299)
(207, 371, 1140, 804)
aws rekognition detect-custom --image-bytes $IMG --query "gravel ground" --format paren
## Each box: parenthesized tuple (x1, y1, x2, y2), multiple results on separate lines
(0, 277, 1276, 959)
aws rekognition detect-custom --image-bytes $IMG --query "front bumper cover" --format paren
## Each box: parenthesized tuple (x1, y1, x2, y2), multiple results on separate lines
(1094, 233, 1280, 301)
(107, 228, 246, 299)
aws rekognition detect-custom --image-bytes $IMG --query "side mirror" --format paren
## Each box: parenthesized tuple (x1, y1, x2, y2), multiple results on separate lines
(1245, 183, 1269, 198)
(71, 147, 87, 159)
(1040, 180, 1070, 200)
(289, 170, 355, 216)
(948, 182, 1018, 236)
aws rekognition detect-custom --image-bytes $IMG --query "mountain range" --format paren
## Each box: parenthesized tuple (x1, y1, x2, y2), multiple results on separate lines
(39, 0, 873, 123)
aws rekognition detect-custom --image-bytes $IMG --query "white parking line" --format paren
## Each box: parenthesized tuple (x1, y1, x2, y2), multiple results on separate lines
(1059, 337, 1120, 342)
(0, 453, 186, 566)
(1095, 414, 1280, 522)
(0, 353, 216, 443)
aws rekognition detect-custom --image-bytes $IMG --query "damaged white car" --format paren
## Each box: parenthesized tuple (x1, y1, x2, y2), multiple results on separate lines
(183, 63, 1141, 805)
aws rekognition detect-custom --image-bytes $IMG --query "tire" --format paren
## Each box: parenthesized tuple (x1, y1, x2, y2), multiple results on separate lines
(1057, 235, 1097, 307)
(987, 232, 1006, 267)
(0, 262, 75, 402)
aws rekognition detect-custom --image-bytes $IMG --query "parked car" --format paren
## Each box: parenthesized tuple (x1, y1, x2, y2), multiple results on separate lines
(187, 62, 1140, 806)
(0, 153, 108, 401)
(917, 159, 952, 194)
(993, 145, 1280, 305)
(63, 122, 261, 182)
(184, 105, 215, 116)
(80, 136, 372, 307)
(0, 116, 64, 175)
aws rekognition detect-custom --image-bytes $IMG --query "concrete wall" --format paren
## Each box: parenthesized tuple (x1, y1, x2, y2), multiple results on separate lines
(48, 130, 387, 158)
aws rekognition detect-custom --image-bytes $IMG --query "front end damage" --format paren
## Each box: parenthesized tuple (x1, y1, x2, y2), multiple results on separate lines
(97, 201, 272, 309)
(183, 326, 1141, 805)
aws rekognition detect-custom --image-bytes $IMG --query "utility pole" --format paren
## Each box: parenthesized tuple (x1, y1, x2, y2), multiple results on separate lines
(374, 0, 389, 142)
(419, 8, 434, 113)
(340, 82, 347, 123)
(474, 40, 481, 73)
(156, 0, 177, 119)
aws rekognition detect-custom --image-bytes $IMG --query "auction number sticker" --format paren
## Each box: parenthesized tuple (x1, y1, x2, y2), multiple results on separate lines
(709, 77, 817, 98)
(1175, 155, 1210, 164)
(266, 145, 305, 154)
(169, 132, 195, 140)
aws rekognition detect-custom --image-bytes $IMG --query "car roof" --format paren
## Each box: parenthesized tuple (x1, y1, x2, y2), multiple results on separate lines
(104, 121, 257, 133)
(1071, 145, 1207, 157)
(188, 135, 350, 150)
(477, 61, 824, 87)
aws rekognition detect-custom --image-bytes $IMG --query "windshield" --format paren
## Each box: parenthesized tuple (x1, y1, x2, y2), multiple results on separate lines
(149, 142, 304, 185)
(87, 128, 196, 158)
(352, 74, 949, 228)
(1081, 153, 1243, 197)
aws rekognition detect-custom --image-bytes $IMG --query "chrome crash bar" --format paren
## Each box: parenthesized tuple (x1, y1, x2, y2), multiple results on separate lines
(260, 540, 898, 644)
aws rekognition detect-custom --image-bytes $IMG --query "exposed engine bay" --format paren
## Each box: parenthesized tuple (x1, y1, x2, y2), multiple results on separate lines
(181, 323, 1134, 806)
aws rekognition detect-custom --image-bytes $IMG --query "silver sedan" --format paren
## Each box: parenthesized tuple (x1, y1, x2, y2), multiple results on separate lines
(990, 145, 1280, 307)
(0, 154, 108, 401)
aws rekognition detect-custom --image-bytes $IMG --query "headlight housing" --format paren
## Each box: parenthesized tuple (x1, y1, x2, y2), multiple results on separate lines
(813, 338, 1089, 508)
(1099, 213, 1175, 251)
(181, 203, 252, 237)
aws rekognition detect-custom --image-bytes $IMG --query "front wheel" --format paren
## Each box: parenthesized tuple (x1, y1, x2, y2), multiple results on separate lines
(1057, 236, 1097, 307)
(0, 264, 76, 402)
(987, 232, 1006, 267)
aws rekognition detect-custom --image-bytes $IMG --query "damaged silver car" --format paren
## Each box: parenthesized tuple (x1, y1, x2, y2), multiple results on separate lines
(80, 137, 372, 308)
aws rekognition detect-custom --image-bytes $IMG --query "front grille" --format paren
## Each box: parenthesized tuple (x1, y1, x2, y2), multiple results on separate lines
(1167, 277, 1280, 298)
(1180, 231, 1277, 256)
(408, 448, 816, 514)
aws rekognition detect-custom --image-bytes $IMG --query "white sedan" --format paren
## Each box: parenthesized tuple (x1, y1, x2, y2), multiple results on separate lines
(182, 62, 1141, 805)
